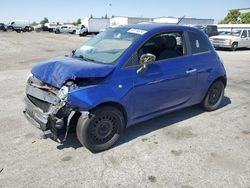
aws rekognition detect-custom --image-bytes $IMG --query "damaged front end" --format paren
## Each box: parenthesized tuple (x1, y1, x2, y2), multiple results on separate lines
(23, 74, 78, 141)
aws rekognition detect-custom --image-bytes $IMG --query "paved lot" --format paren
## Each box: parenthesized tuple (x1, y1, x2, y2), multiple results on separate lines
(0, 32, 249, 188)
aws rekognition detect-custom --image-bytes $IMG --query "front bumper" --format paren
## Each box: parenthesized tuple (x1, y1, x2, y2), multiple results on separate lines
(211, 41, 232, 48)
(23, 80, 72, 139)
(23, 96, 49, 131)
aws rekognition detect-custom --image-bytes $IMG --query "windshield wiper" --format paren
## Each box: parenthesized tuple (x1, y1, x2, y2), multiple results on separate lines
(78, 55, 95, 62)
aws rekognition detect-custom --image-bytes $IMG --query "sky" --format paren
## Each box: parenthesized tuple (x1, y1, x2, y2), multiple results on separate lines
(1, 0, 249, 23)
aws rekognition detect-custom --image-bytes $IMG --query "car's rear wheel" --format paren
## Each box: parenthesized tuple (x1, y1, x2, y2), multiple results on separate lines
(76, 106, 125, 153)
(231, 42, 238, 51)
(201, 80, 225, 111)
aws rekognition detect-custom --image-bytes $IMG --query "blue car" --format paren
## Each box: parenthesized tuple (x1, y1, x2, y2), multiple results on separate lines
(24, 24, 227, 152)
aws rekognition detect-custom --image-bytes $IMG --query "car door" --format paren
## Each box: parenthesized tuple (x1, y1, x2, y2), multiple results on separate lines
(61, 26, 67, 33)
(240, 30, 248, 47)
(129, 31, 197, 120)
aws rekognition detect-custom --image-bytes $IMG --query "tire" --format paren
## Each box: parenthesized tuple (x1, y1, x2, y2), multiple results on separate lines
(9, 26, 14, 31)
(201, 80, 225, 111)
(231, 42, 238, 51)
(72, 30, 76, 34)
(76, 106, 125, 153)
(55, 29, 60, 34)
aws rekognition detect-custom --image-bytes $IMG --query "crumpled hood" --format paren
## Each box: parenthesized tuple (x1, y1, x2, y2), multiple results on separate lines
(31, 56, 115, 88)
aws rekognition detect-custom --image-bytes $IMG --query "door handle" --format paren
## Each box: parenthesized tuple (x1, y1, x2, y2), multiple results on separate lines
(186, 69, 197, 74)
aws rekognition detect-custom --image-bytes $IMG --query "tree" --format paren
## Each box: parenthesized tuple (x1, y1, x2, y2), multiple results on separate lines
(40, 17, 49, 26)
(104, 13, 108, 19)
(240, 12, 250, 24)
(76, 18, 81, 25)
(219, 9, 240, 24)
(73, 18, 82, 26)
(31, 22, 38, 26)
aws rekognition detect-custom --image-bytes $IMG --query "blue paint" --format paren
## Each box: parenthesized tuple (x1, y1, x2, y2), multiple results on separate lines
(30, 24, 226, 127)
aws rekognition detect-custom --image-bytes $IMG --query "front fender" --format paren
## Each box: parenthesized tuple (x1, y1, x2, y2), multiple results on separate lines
(67, 82, 133, 111)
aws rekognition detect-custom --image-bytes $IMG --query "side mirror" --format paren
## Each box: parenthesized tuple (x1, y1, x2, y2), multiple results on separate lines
(137, 53, 156, 75)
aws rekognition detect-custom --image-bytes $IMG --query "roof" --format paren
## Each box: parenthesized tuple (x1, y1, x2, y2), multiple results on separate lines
(120, 23, 199, 32)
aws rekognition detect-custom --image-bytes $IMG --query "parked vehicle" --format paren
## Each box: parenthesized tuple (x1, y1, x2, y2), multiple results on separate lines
(55, 25, 77, 34)
(43, 23, 61, 32)
(75, 25, 86, 35)
(24, 24, 227, 152)
(34, 23, 62, 32)
(217, 31, 231, 36)
(0, 23, 7, 31)
(8, 20, 32, 32)
(194, 25, 218, 37)
(79, 18, 110, 36)
(210, 29, 250, 51)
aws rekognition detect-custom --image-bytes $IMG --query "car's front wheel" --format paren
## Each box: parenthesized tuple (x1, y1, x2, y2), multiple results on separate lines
(231, 42, 238, 51)
(76, 106, 125, 153)
(201, 80, 225, 111)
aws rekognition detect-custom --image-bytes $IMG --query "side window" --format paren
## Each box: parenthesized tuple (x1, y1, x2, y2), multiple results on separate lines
(125, 31, 186, 67)
(138, 31, 185, 62)
(242, 30, 247, 38)
(188, 31, 209, 54)
(248, 30, 250, 38)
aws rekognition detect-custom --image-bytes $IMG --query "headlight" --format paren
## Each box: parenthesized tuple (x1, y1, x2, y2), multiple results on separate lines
(223, 39, 231, 44)
(58, 86, 69, 101)
(27, 73, 33, 83)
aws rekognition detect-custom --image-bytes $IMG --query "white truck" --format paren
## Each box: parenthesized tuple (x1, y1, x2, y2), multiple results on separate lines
(210, 29, 250, 51)
(8, 20, 32, 32)
(79, 18, 110, 36)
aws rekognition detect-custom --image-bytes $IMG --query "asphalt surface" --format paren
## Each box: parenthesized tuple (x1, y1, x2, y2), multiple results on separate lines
(0, 32, 249, 188)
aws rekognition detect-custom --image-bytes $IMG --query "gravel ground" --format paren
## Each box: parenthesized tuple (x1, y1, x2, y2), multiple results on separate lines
(0, 32, 249, 188)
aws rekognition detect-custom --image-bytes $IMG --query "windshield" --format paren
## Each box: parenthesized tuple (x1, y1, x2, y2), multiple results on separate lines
(218, 31, 230, 36)
(73, 27, 144, 64)
(231, 30, 241, 37)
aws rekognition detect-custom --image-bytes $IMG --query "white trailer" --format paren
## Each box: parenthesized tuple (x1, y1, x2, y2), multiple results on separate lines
(80, 18, 110, 36)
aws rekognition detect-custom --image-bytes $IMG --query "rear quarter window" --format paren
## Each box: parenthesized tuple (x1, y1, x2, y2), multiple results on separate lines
(188, 31, 210, 54)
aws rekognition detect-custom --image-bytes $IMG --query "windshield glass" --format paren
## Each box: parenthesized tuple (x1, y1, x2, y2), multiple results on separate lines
(231, 30, 241, 37)
(73, 27, 144, 64)
(218, 31, 230, 36)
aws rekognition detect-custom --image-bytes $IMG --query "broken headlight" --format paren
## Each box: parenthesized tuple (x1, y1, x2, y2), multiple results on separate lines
(58, 86, 69, 101)
(58, 81, 76, 102)
(26, 73, 33, 83)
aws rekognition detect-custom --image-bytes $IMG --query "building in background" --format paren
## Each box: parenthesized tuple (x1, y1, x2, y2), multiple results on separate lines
(217, 24, 250, 31)
(233, 8, 250, 14)
(153, 17, 214, 25)
(110, 16, 153, 27)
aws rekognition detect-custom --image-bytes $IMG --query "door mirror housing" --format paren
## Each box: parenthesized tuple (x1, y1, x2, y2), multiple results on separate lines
(140, 53, 156, 65)
(137, 53, 156, 75)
